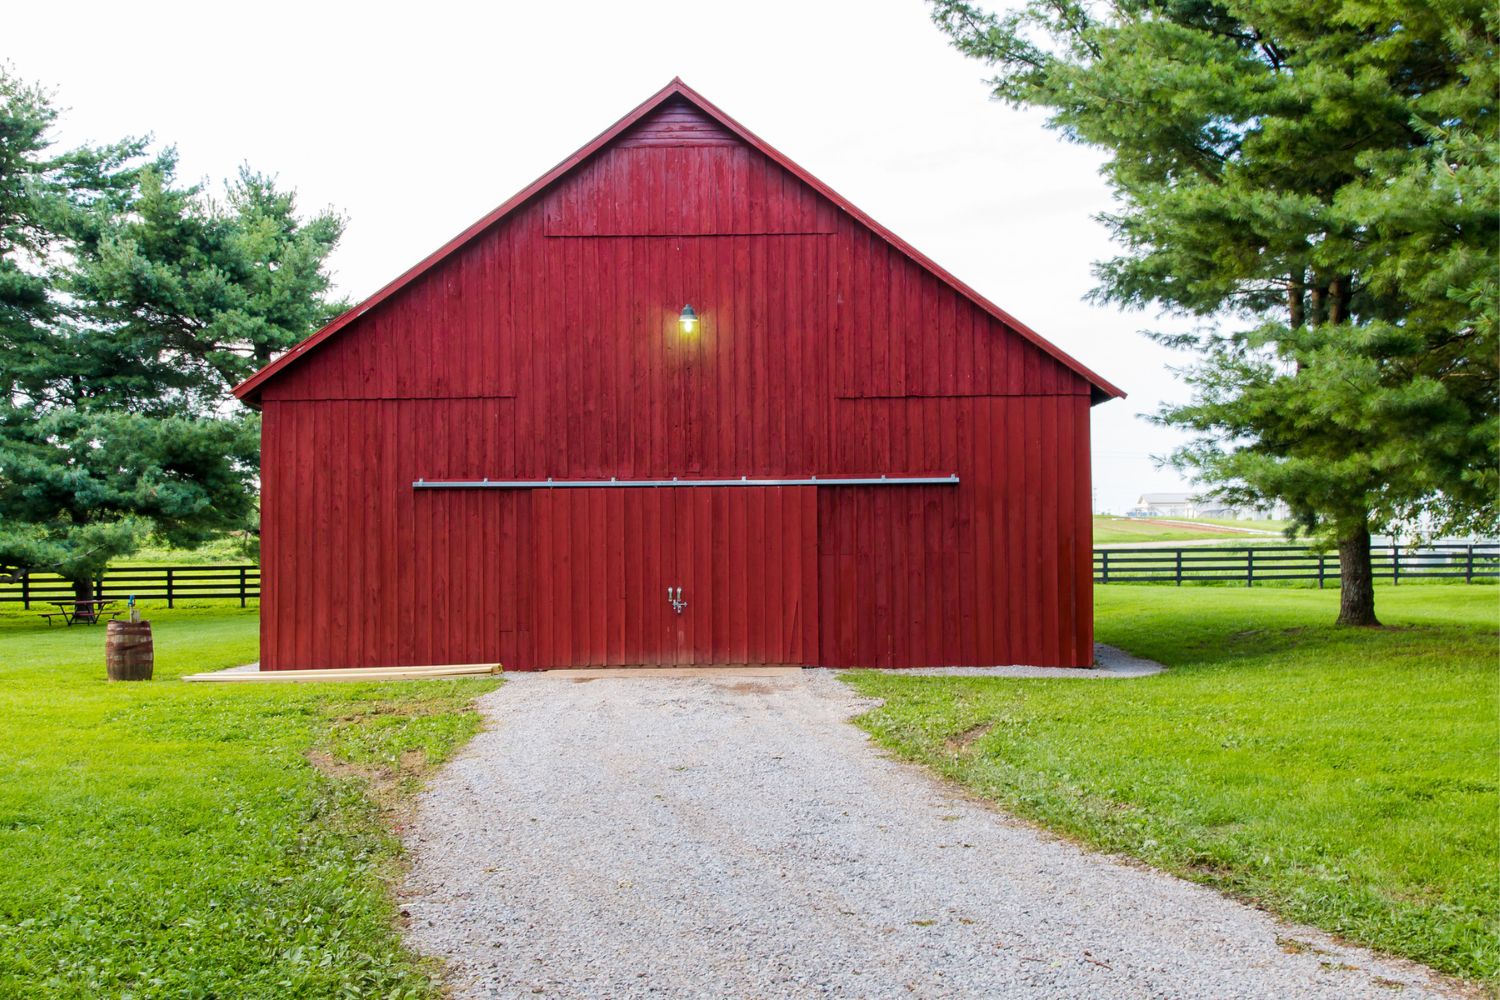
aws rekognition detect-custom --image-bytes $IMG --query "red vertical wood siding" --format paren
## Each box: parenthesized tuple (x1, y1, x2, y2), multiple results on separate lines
(253, 95, 1102, 669)
(527, 486, 815, 667)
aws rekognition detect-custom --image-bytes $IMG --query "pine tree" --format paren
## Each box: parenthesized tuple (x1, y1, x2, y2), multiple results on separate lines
(0, 69, 345, 602)
(931, 0, 1498, 624)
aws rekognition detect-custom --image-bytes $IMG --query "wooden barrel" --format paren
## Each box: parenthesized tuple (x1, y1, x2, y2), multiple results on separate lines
(106, 620, 154, 681)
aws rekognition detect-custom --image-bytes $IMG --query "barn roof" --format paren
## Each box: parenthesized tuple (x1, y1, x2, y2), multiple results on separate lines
(234, 78, 1125, 406)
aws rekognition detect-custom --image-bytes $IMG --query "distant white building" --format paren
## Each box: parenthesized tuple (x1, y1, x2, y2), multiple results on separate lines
(1127, 493, 1287, 520)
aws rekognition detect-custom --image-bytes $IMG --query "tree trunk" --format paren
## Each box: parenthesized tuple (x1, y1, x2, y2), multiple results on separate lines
(1308, 283, 1326, 326)
(1328, 274, 1352, 325)
(72, 576, 97, 622)
(1336, 525, 1380, 626)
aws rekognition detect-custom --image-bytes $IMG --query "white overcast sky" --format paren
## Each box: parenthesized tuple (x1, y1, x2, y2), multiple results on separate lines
(12, 0, 1205, 513)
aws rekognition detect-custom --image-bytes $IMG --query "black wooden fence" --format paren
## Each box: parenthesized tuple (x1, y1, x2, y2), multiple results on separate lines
(2, 544, 1494, 608)
(1094, 542, 1499, 586)
(1, 565, 260, 609)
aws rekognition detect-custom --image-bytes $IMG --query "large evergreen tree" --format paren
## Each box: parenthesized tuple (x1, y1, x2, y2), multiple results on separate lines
(0, 69, 345, 601)
(930, 0, 1498, 624)
(0, 71, 151, 410)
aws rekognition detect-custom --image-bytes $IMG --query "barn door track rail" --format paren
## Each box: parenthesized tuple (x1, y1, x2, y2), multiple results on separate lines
(413, 475, 961, 489)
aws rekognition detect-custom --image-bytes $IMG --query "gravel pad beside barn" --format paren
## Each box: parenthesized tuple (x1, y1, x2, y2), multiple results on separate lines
(399, 672, 1460, 999)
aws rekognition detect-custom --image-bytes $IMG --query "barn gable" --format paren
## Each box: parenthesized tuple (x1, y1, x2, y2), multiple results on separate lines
(544, 97, 837, 237)
(235, 79, 1122, 407)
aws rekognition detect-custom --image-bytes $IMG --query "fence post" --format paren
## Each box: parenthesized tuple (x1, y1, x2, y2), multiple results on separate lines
(1101, 550, 1110, 584)
(239, 566, 247, 608)
(1392, 544, 1400, 585)
(1246, 548, 1254, 587)
(1317, 552, 1325, 589)
(166, 567, 175, 609)
(1175, 549, 1183, 586)
(1467, 545, 1475, 584)
(21, 570, 29, 610)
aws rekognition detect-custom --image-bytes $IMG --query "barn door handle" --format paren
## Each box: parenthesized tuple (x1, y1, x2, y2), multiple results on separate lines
(667, 586, 687, 614)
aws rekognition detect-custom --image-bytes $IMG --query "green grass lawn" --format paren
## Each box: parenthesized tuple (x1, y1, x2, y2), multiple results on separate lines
(1093, 515, 1283, 544)
(114, 537, 254, 566)
(0, 601, 499, 998)
(844, 586, 1500, 984)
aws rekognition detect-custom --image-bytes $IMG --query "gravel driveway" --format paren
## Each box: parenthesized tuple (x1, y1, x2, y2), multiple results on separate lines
(400, 672, 1463, 999)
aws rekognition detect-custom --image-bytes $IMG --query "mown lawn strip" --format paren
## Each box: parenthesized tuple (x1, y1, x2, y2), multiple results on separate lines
(0, 602, 498, 998)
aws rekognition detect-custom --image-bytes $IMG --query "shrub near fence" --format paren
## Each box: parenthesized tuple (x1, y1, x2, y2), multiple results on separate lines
(1, 566, 260, 609)
(1094, 543, 1499, 586)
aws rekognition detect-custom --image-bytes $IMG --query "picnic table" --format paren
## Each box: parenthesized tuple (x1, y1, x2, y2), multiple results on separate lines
(40, 599, 122, 627)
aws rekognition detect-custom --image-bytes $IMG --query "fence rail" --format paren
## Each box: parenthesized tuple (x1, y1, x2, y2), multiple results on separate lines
(1094, 543, 1499, 586)
(1, 565, 260, 608)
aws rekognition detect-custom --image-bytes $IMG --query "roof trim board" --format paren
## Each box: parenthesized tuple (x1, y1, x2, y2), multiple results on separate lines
(233, 78, 1125, 406)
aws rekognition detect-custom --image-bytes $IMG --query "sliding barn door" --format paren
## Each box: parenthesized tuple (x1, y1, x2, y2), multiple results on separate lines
(529, 486, 816, 668)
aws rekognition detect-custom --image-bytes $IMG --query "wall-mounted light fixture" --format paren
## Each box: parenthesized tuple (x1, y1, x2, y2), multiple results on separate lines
(679, 304, 698, 335)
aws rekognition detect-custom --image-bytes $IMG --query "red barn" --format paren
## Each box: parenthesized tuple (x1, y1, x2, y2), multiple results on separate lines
(234, 79, 1123, 671)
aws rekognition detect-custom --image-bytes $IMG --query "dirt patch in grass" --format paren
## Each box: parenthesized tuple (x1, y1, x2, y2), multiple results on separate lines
(306, 748, 428, 831)
(310, 689, 493, 837)
(324, 695, 464, 725)
(944, 721, 995, 753)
